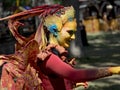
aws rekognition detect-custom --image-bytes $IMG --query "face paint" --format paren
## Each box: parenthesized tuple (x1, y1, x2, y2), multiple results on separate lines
(57, 19, 77, 48)
(44, 15, 62, 32)
(48, 24, 58, 37)
(44, 6, 76, 48)
(60, 6, 75, 24)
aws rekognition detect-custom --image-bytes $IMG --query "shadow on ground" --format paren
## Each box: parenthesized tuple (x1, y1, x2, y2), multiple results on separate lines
(75, 31, 120, 90)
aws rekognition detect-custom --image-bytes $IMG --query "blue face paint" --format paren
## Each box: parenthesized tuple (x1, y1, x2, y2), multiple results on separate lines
(48, 24, 58, 37)
(68, 17, 73, 21)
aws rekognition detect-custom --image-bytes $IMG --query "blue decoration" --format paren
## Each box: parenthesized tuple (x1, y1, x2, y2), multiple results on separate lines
(24, 6, 31, 10)
(48, 24, 58, 36)
(68, 17, 73, 21)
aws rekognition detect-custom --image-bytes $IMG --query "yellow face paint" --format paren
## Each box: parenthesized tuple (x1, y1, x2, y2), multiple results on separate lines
(57, 19, 77, 48)
(44, 6, 77, 48)
(60, 6, 75, 24)
(44, 15, 62, 32)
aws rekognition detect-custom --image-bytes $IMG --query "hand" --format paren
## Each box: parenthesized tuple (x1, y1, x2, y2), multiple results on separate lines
(109, 66, 120, 74)
(76, 82, 88, 89)
(37, 51, 51, 61)
(45, 44, 56, 51)
(68, 58, 76, 66)
(55, 45, 67, 54)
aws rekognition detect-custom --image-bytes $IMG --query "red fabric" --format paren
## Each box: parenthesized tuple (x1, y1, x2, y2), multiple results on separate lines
(38, 54, 111, 90)
(45, 54, 101, 81)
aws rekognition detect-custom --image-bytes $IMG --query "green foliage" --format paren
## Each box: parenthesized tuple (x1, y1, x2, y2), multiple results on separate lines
(53, 0, 61, 4)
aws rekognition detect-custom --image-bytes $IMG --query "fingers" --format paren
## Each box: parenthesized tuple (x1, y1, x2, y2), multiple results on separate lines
(46, 44, 56, 50)
(55, 45, 67, 54)
(109, 66, 120, 74)
(37, 51, 51, 61)
(69, 58, 76, 66)
(76, 82, 88, 89)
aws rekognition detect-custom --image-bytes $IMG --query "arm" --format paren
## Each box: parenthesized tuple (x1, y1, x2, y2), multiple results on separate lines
(43, 54, 120, 82)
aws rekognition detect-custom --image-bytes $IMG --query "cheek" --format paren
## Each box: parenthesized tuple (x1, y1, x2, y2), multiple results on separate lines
(60, 32, 70, 41)
(58, 33, 67, 41)
(57, 32, 69, 43)
(60, 28, 70, 38)
(62, 31, 69, 36)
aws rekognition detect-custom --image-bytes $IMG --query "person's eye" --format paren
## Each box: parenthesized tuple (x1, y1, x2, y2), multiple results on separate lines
(67, 30, 74, 36)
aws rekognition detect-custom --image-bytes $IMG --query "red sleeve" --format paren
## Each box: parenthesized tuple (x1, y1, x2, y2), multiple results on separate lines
(44, 54, 112, 82)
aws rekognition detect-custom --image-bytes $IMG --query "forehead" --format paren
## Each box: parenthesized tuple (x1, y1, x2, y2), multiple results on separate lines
(60, 6, 75, 23)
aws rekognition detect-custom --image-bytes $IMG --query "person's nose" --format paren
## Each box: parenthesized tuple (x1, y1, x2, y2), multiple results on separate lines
(71, 34, 75, 40)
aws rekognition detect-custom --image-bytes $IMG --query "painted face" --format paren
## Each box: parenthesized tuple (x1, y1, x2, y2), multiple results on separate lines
(57, 19, 77, 48)
(44, 6, 77, 48)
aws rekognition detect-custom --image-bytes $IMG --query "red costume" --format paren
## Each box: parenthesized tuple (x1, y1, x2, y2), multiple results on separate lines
(0, 5, 119, 90)
(36, 45, 112, 90)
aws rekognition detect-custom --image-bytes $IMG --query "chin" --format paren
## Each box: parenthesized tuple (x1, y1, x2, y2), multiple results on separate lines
(59, 41, 69, 48)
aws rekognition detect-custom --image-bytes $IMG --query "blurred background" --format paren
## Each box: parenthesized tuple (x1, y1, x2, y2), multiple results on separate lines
(0, 0, 119, 90)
